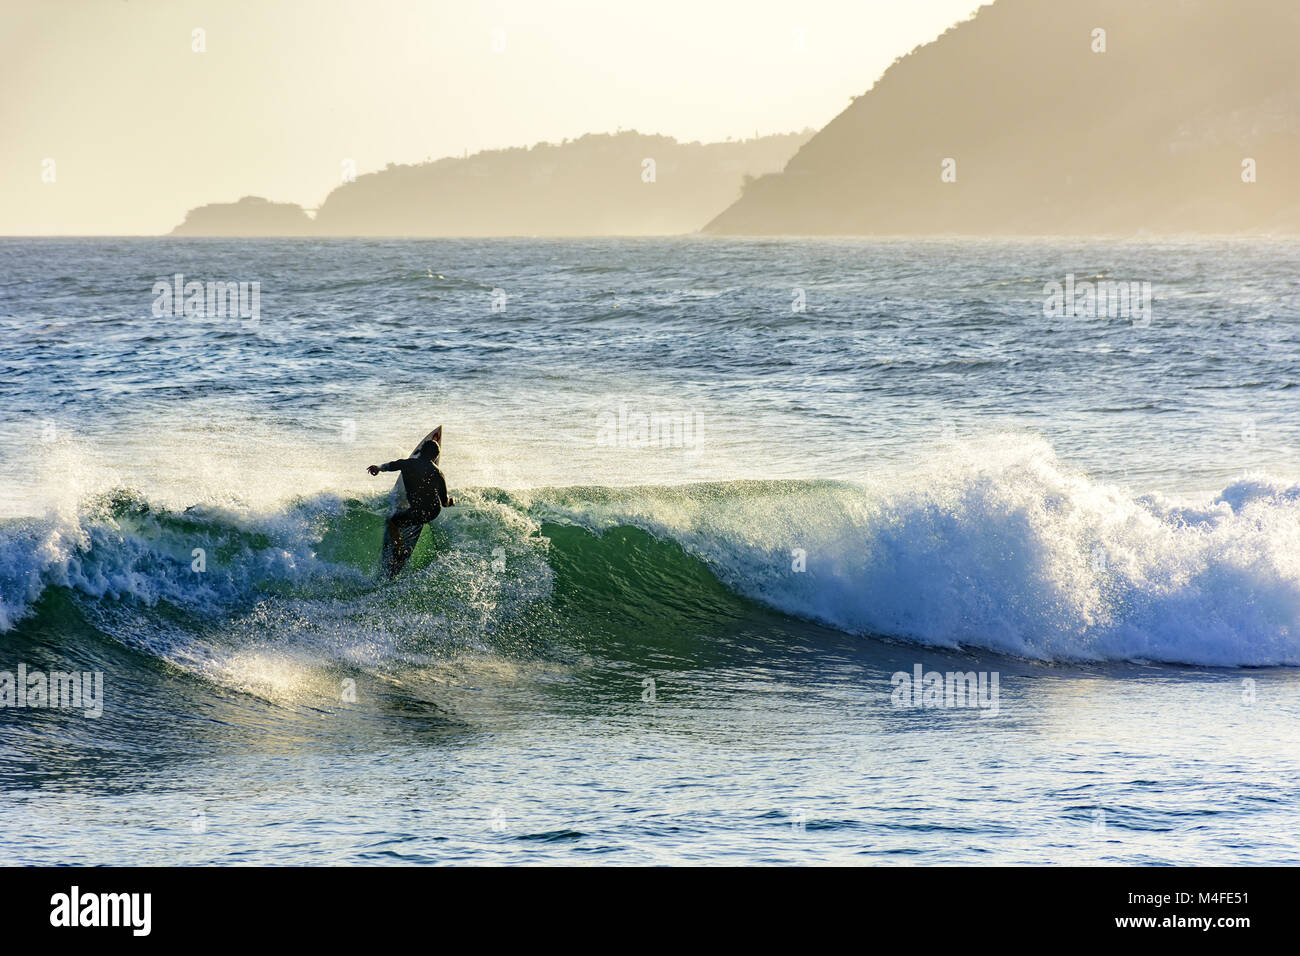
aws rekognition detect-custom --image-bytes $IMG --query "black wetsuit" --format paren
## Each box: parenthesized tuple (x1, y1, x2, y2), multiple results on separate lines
(379, 455, 450, 535)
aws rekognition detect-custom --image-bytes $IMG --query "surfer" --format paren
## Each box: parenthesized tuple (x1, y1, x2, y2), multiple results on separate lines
(367, 439, 455, 541)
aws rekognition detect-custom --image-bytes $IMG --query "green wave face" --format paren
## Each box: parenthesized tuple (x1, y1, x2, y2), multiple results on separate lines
(543, 522, 758, 636)
(10, 449, 1300, 684)
(2, 485, 794, 705)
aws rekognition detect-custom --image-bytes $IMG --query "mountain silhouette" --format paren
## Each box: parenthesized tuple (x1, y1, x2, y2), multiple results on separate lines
(171, 131, 811, 237)
(706, 0, 1300, 235)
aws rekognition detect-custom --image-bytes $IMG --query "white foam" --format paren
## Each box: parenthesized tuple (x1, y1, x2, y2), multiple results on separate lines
(7, 434, 1300, 667)
(0, 491, 358, 633)
(530, 436, 1300, 666)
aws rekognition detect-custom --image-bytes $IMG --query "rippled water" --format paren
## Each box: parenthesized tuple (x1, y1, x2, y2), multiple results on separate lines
(2, 237, 1299, 864)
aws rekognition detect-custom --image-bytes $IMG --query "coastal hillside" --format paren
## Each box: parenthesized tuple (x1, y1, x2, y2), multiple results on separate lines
(171, 196, 315, 236)
(171, 131, 811, 237)
(705, 0, 1300, 235)
(313, 131, 811, 236)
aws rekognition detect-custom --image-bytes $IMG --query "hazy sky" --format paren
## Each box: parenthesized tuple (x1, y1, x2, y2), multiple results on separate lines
(1, 0, 982, 234)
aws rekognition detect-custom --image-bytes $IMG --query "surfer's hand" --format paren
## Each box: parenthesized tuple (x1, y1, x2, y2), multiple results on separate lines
(367, 465, 380, 476)
(446, 496, 455, 507)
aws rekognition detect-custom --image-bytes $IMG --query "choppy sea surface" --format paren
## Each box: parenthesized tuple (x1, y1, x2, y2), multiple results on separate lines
(2, 237, 1300, 864)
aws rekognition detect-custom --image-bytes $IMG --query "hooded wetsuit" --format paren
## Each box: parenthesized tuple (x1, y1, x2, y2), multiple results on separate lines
(379, 455, 450, 530)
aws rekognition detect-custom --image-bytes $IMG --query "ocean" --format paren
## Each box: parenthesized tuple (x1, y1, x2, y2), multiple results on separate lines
(2, 236, 1300, 864)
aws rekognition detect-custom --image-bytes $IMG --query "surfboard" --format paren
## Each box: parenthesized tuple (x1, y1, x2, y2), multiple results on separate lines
(380, 425, 442, 578)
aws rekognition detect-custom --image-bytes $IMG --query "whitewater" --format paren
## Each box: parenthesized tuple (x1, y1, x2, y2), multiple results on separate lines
(2, 236, 1300, 864)
(7, 439, 1300, 667)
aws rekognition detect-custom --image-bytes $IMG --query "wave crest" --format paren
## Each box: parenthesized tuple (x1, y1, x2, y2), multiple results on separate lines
(5, 438, 1300, 667)
(526, 438, 1300, 666)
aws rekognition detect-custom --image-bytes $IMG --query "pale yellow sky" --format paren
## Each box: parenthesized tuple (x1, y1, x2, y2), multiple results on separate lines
(1, 0, 983, 234)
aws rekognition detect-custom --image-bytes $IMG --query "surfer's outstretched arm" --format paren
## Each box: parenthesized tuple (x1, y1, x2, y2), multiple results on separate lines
(367, 458, 413, 476)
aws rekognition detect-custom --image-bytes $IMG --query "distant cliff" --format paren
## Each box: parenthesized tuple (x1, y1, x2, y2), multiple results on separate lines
(171, 131, 812, 237)
(314, 131, 811, 236)
(706, 0, 1300, 236)
(171, 196, 315, 236)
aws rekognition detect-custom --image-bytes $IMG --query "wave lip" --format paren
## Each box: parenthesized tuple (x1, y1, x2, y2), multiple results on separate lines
(0, 489, 356, 635)
(527, 439, 1300, 667)
(791, 448, 1300, 666)
(6, 438, 1300, 669)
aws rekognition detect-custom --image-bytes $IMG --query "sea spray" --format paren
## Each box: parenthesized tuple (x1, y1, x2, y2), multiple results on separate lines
(6, 441, 1300, 667)
(520, 438, 1300, 666)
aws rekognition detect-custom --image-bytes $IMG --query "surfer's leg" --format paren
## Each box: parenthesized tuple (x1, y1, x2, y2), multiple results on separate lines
(386, 507, 424, 540)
